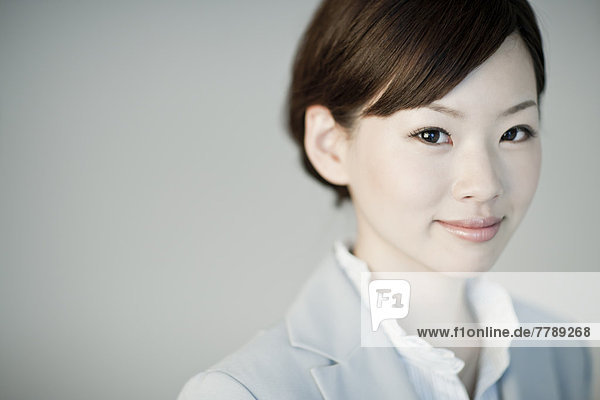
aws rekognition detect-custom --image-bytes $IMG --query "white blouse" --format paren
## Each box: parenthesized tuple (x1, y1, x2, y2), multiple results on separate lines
(333, 239, 520, 400)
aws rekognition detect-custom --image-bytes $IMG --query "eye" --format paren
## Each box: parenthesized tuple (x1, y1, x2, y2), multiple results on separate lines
(408, 127, 452, 145)
(501, 125, 537, 142)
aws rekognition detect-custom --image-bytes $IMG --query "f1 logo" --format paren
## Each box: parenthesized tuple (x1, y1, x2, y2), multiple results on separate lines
(368, 279, 411, 331)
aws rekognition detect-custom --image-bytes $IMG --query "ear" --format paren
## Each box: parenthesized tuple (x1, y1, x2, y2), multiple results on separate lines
(304, 105, 351, 186)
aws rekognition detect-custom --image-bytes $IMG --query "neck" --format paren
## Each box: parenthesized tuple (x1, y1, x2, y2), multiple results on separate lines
(352, 226, 476, 333)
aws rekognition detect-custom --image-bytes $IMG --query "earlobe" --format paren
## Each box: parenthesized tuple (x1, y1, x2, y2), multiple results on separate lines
(304, 105, 350, 186)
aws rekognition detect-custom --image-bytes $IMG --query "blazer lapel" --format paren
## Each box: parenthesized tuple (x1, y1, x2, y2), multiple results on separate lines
(310, 345, 419, 400)
(285, 252, 419, 400)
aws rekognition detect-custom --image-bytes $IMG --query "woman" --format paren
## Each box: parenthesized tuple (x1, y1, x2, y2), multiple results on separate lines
(178, 0, 592, 398)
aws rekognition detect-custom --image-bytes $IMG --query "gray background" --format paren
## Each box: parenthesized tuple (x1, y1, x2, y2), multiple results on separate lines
(0, 0, 598, 399)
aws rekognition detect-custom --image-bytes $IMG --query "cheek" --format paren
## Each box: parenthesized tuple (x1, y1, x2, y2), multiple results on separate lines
(505, 143, 542, 206)
(349, 134, 447, 216)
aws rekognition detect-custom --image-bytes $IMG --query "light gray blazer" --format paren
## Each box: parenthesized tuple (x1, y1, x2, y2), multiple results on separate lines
(177, 251, 593, 400)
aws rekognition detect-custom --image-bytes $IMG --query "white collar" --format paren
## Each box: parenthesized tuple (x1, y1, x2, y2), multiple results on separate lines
(333, 238, 519, 398)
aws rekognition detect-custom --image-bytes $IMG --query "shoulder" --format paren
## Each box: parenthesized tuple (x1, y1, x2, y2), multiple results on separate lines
(177, 321, 329, 400)
(508, 297, 593, 399)
(550, 344, 593, 399)
(177, 371, 256, 400)
(177, 249, 356, 399)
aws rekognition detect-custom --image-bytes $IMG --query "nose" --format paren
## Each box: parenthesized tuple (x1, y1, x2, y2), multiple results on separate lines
(451, 146, 504, 203)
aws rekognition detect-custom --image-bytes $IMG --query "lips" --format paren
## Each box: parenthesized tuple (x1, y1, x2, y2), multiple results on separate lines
(436, 216, 503, 242)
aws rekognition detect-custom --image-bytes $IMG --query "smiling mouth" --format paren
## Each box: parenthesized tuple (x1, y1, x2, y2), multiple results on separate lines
(435, 216, 504, 242)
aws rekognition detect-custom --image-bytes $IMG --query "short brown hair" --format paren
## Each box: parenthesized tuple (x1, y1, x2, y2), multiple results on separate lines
(286, 0, 545, 207)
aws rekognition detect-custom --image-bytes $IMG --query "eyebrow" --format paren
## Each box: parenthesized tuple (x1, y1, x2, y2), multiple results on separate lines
(425, 100, 538, 119)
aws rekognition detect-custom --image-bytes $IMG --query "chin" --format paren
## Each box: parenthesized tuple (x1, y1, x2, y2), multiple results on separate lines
(432, 254, 499, 275)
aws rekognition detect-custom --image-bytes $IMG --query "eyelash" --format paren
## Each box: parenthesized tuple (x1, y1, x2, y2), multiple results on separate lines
(407, 126, 452, 145)
(407, 125, 538, 145)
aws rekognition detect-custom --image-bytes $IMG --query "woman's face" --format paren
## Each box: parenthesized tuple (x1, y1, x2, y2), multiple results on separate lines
(345, 35, 541, 273)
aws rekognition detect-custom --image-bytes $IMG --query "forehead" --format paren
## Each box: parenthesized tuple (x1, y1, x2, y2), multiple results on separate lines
(435, 35, 537, 114)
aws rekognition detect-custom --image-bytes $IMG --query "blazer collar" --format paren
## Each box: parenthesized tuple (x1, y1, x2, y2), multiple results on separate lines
(284, 251, 419, 400)
(284, 249, 561, 400)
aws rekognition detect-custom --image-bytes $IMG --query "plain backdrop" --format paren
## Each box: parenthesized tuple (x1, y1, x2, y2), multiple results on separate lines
(0, 1, 598, 399)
